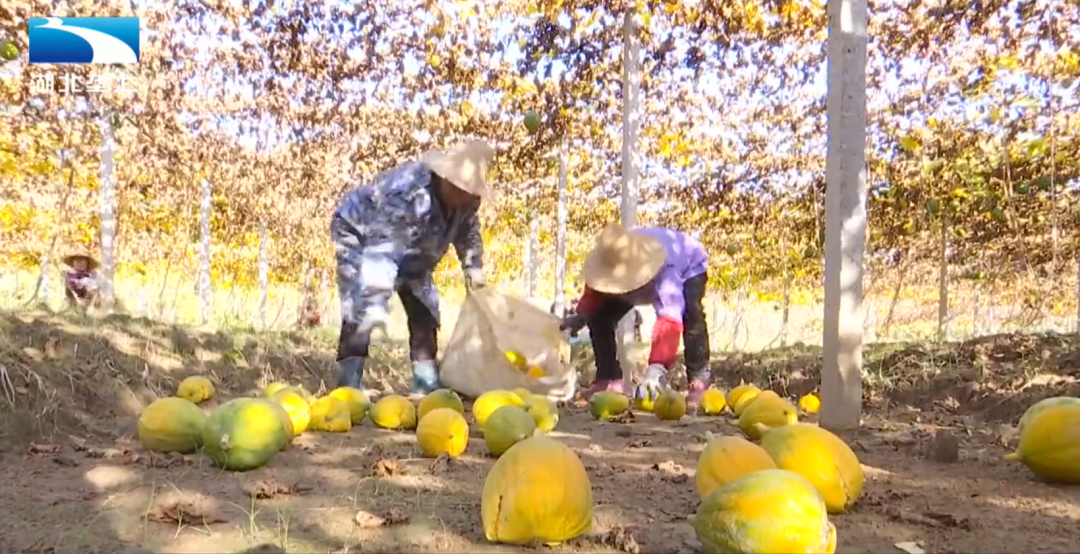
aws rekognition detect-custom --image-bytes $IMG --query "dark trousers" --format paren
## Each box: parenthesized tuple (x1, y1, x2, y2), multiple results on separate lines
(588, 272, 710, 383)
(336, 287, 439, 364)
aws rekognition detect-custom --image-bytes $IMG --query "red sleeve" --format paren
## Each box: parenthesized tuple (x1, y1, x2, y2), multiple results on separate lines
(648, 316, 683, 368)
(574, 287, 604, 318)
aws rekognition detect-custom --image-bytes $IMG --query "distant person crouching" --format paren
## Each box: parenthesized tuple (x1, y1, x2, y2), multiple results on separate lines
(61, 254, 101, 310)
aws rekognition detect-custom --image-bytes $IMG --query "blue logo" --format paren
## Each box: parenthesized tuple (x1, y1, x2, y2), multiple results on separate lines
(28, 17, 140, 64)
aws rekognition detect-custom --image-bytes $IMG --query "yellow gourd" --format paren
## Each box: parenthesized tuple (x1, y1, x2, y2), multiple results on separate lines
(700, 388, 728, 415)
(691, 469, 836, 554)
(504, 350, 528, 371)
(418, 388, 465, 421)
(590, 391, 630, 420)
(137, 397, 209, 453)
(798, 393, 821, 414)
(271, 389, 312, 435)
(267, 400, 295, 444)
(176, 376, 215, 404)
(758, 423, 864, 514)
(696, 434, 777, 500)
(370, 394, 418, 430)
(654, 390, 687, 421)
(472, 390, 525, 427)
(635, 395, 656, 412)
(737, 395, 798, 440)
(484, 405, 539, 456)
(511, 387, 533, 402)
(728, 384, 761, 416)
(416, 407, 470, 458)
(202, 398, 290, 471)
(279, 385, 317, 405)
(309, 396, 352, 432)
(1004, 402, 1080, 484)
(1016, 396, 1080, 434)
(524, 395, 559, 432)
(264, 381, 289, 398)
(329, 386, 370, 424)
(481, 435, 593, 545)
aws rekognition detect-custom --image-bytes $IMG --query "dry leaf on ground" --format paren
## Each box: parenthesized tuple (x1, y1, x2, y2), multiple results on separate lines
(429, 453, 453, 474)
(372, 458, 400, 477)
(27, 443, 61, 454)
(242, 478, 309, 499)
(593, 526, 642, 554)
(355, 507, 411, 529)
(147, 500, 226, 526)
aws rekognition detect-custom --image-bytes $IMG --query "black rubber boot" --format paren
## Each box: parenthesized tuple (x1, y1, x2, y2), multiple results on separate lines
(336, 356, 366, 390)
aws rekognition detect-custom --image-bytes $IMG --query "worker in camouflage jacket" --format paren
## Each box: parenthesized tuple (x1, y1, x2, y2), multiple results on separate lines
(331, 139, 495, 397)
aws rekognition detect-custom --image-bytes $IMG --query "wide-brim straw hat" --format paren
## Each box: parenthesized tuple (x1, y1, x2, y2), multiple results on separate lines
(61, 254, 100, 270)
(581, 224, 666, 295)
(421, 139, 495, 199)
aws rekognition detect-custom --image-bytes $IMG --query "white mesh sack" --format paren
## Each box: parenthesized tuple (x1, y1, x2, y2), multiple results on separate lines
(439, 287, 577, 402)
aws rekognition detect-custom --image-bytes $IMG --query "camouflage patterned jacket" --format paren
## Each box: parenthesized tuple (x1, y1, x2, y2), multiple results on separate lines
(332, 161, 483, 332)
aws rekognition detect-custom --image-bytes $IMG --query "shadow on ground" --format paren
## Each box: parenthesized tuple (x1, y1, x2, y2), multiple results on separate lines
(1, 309, 1079, 553)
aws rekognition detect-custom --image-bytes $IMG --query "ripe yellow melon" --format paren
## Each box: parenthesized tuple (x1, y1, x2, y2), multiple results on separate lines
(798, 393, 821, 414)
(481, 435, 593, 545)
(472, 390, 525, 427)
(416, 407, 470, 458)
(511, 387, 533, 402)
(137, 397, 209, 453)
(418, 388, 465, 421)
(654, 390, 687, 421)
(1004, 402, 1080, 484)
(329, 386, 370, 424)
(267, 400, 296, 444)
(370, 394, 418, 430)
(271, 389, 312, 435)
(758, 423, 864, 514)
(202, 398, 290, 471)
(691, 469, 836, 554)
(701, 388, 728, 415)
(728, 384, 761, 416)
(696, 435, 778, 500)
(1017, 396, 1080, 434)
(279, 385, 317, 405)
(264, 381, 289, 398)
(524, 395, 559, 432)
(484, 405, 539, 456)
(504, 350, 528, 371)
(738, 395, 798, 440)
(309, 396, 352, 432)
(176, 376, 215, 404)
(590, 391, 630, 420)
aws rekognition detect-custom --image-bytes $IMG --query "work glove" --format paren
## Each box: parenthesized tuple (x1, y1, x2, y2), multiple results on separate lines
(632, 364, 668, 404)
(559, 313, 586, 334)
(464, 268, 486, 291)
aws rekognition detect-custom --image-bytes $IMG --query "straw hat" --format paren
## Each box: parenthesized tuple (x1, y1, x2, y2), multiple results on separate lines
(581, 224, 666, 295)
(61, 253, 100, 270)
(421, 139, 495, 199)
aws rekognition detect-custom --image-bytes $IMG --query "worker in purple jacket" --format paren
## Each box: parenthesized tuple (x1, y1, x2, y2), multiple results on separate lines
(560, 224, 711, 408)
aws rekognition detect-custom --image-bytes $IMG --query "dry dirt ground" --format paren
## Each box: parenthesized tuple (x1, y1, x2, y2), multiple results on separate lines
(1, 311, 1079, 554)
